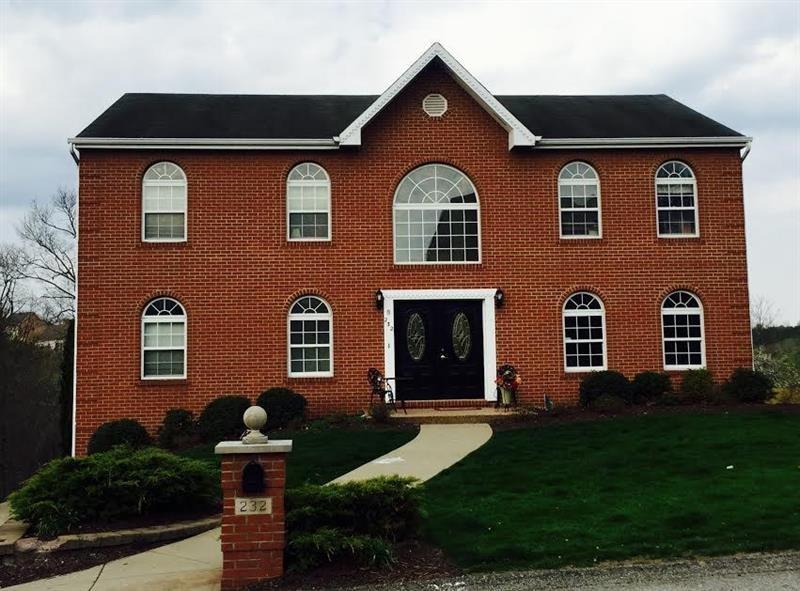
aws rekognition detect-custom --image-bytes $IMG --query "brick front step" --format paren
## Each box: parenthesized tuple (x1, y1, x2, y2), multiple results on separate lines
(388, 406, 518, 424)
(400, 399, 496, 410)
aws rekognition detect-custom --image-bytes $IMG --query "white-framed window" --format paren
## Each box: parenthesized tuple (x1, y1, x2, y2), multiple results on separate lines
(662, 290, 705, 369)
(656, 161, 698, 237)
(563, 292, 606, 372)
(288, 295, 333, 377)
(142, 162, 187, 241)
(559, 162, 601, 238)
(141, 297, 186, 379)
(393, 163, 480, 264)
(287, 163, 330, 241)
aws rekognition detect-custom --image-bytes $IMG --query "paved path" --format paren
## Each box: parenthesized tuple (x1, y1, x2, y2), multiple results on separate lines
(7, 424, 492, 590)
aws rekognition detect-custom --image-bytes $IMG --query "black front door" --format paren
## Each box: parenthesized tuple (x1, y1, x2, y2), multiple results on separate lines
(394, 300, 484, 400)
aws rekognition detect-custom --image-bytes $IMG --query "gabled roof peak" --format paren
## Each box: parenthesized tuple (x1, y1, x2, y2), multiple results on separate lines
(337, 42, 539, 150)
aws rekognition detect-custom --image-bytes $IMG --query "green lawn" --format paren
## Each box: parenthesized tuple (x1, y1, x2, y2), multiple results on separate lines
(422, 410, 800, 572)
(180, 424, 418, 488)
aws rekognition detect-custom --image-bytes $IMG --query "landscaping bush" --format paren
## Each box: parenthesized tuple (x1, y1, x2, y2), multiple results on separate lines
(197, 395, 251, 442)
(679, 369, 714, 403)
(157, 409, 196, 449)
(589, 394, 628, 412)
(754, 346, 800, 389)
(256, 387, 307, 431)
(768, 387, 800, 405)
(722, 368, 773, 403)
(579, 371, 632, 407)
(369, 401, 390, 424)
(631, 371, 672, 403)
(8, 446, 219, 537)
(87, 419, 151, 455)
(285, 476, 421, 570)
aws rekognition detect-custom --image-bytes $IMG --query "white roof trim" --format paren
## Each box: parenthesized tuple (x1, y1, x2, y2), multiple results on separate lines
(67, 137, 338, 150)
(338, 42, 539, 150)
(536, 136, 751, 148)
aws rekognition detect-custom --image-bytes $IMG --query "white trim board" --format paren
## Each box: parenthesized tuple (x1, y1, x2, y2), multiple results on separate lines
(382, 288, 498, 402)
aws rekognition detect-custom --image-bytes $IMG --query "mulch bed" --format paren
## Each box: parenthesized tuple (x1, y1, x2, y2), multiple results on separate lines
(249, 540, 461, 590)
(0, 541, 164, 587)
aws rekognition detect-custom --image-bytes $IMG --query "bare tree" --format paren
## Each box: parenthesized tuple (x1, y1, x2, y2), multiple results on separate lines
(16, 188, 76, 319)
(0, 245, 25, 325)
(751, 294, 778, 330)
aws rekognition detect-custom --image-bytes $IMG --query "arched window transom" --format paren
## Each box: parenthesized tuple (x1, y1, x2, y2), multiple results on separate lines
(662, 290, 705, 369)
(141, 297, 186, 378)
(559, 162, 601, 238)
(142, 162, 187, 241)
(563, 292, 606, 371)
(393, 164, 480, 264)
(656, 161, 698, 237)
(288, 296, 333, 376)
(287, 163, 330, 240)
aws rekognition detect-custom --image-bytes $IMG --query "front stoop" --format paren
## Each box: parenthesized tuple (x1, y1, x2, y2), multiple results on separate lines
(389, 407, 519, 424)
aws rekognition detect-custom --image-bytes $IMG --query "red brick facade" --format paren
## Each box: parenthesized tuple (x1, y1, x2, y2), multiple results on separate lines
(74, 62, 751, 454)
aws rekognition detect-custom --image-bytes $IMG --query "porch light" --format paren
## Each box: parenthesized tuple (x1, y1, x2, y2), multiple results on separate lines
(375, 290, 384, 310)
(495, 288, 505, 308)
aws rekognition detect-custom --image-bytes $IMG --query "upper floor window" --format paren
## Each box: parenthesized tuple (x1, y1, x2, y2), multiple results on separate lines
(142, 162, 187, 241)
(141, 297, 186, 379)
(288, 295, 333, 377)
(661, 290, 705, 369)
(287, 163, 330, 240)
(563, 292, 606, 372)
(393, 164, 480, 264)
(656, 161, 698, 237)
(559, 162, 601, 238)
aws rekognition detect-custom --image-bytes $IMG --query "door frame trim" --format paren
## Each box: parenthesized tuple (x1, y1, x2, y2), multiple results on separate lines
(382, 289, 497, 401)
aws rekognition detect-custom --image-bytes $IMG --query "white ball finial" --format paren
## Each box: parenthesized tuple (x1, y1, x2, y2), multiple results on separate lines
(241, 406, 269, 444)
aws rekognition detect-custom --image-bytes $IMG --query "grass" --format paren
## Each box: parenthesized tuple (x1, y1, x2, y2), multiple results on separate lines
(422, 409, 800, 572)
(180, 423, 418, 488)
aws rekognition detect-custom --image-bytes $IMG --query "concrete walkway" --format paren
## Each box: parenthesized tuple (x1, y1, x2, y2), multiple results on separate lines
(6, 424, 493, 590)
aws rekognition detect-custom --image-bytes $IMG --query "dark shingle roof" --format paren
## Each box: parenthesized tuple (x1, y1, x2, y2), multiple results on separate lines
(77, 93, 743, 140)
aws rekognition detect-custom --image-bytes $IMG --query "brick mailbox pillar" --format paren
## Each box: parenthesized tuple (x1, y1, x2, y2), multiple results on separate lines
(215, 438, 293, 591)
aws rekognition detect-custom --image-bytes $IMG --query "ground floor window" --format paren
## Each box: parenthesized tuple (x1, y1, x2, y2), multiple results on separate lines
(563, 292, 606, 371)
(141, 297, 186, 378)
(288, 295, 333, 377)
(662, 290, 705, 369)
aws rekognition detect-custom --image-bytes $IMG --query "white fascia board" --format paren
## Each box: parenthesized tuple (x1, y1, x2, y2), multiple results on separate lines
(338, 42, 537, 150)
(67, 137, 339, 150)
(536, 136, 752, 149)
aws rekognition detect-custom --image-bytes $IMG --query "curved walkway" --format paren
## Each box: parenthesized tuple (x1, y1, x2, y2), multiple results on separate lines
(7, 424, 493, 591)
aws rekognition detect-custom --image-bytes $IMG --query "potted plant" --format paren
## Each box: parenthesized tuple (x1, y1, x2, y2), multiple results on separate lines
(496, 364, 521, 408)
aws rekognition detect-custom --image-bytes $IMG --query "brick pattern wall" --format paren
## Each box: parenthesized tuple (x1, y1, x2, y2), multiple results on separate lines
(74, 61, 752, 453)
(220, 453, 286, 590)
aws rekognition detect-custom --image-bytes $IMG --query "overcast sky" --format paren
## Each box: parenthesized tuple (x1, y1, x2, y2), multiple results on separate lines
(1, 0, 798, 323)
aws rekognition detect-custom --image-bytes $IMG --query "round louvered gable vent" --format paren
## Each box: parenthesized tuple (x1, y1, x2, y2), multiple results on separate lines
(422, 93, 448, 117)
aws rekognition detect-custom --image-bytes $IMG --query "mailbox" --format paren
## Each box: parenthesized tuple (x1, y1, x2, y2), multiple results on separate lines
(242, 460, 265, 493)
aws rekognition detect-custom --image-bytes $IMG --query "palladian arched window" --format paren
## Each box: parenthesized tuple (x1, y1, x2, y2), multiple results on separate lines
(563, 292, 606, 371)
(559, 162, 601, 237)
(142, 162, 187, 241)
(656, 161, 698, 237)
(287, 163, 330, 240)
(288, 295, 333, 377)
(141, 297, 186, 378)
(393, 164, 480, 264)
(662, 290, 705, 369)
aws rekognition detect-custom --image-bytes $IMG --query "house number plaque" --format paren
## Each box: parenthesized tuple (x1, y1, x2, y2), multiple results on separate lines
(234, 497, 273, 515)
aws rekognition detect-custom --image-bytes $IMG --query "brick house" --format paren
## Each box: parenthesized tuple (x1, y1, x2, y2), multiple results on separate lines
(69, 44, 753, 454)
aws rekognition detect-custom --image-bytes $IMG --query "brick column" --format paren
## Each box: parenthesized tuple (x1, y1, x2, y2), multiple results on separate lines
(215, 440, 292, 591)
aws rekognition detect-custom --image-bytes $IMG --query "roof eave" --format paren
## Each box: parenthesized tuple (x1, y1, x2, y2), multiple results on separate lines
(535, 136, 752, 149)
(67, 137, 339, 150)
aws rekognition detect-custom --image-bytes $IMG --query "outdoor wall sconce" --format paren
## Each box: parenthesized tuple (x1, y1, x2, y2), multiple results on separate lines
(375, 290, 384, 310)
(495, 288, 505, 308)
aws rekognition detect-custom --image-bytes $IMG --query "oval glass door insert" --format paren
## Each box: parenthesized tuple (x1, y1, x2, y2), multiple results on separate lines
(452, 312, 472, 360)
(406, 313, 426, 361)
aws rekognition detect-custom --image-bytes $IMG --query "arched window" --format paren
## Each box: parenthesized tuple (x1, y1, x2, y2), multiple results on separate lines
(141, 297, 186, 378)
(559, 162, 601, 238)
(288, 295, 333, 376)
(656, 161, 698, 237)
(142, 162, 187, 241)
(662, 291, 705, 369)
(287, 163, 330, 240)
(563, 292, 606, 371)
(393, 164, 480, 264)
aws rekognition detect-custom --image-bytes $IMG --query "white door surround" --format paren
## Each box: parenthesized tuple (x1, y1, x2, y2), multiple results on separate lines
(382, 288, 498, 401)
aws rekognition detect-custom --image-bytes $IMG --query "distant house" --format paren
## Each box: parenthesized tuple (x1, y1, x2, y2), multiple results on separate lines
(6, 312, 68, 350)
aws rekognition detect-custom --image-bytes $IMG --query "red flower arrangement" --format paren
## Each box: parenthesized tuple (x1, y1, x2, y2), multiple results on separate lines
(496, 364, 522, 392)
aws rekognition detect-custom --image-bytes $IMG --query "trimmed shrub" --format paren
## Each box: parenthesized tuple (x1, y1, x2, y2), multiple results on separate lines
(655, 393, 682, 406)
(87, 419, 150, 455)
(579, 371, 632, 407)
(589, 394, 628, 412)
(679, 369, 714, 403)
(631, 371, 672, 403)
(287, 527, 393, 572)
(157, 409, 196, 449)
(8, 446, 219, 537)
(369, 401, 390, 424)
(768, 387, 800, 405)
(722, 368, 773, 403)
(197, 395, 251, 442)
(256, 388, 307, 431)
